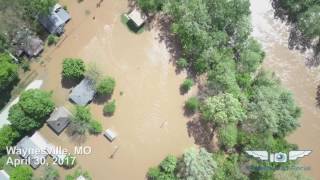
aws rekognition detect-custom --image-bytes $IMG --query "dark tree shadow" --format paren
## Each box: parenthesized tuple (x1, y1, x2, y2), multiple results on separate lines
(187, 118, 216, 152)
(316, 85, 320, 107)
(61, 78, 80, 89)
(92, 94, 111, 105)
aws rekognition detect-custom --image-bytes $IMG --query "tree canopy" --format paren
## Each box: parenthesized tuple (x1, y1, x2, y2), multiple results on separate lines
(11, 165, 33, 180)
(62, 58, 86, 80)
(0, 53, 18, 92)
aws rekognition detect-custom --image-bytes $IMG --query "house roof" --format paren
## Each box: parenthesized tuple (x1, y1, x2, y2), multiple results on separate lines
(128, 9, 146, 27)
(16, 135, 48, 169)
(104, 129, 117, 142)
(47, 107, 72, 134)
(38, 3, 71, 34)
(0, 170, 9, 180)
(23, 36, 44, 57)
(69, 78, 96, 106)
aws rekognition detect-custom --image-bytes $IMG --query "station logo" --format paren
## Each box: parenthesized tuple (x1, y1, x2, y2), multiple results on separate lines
(245, 150, 312, 163)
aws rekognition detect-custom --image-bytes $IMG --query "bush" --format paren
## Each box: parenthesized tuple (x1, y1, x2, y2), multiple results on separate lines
(181, 79, 194, 92)
(11, 165, 33, 180)
(217, 124, 238, 149)
(103, 100, 116, 115)
(185, 97, 199, 113)
(147, 167, 161, 179)
(62, 58, 85, 80)
(138, 0, 163, 12)
(0, 125, 19, 153)
(43, 165, 59, 180)
(63, 154, 77, 169)
(160, 155, 177, 173)
(96, 77, 116, 96)
(47, 35, 58, 46)
(70, 106, 92, 135)
(176, 58, 188, 69)
(88, 120, 103, 135)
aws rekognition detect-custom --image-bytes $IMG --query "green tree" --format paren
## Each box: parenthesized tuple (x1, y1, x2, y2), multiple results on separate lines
(103, 100, 116, 115)
(181, 79, 194, 92)
(0, 34, 8, 52)
(88, 120, 103, 135)
(176, 58, 188, 69)
(0, 125, 19, 152)
(138, 0, 163, 12)
(147, 167, 161, 180)
(23, 0, 57, 17)
(62, 58, 86, 80)
(160, 155, 177, 174)
(11, 165, 33, 180)
(0, 53, 19, 92)
(70, 106, 92, 135)
(298, 5, 320, 39)
(9, 90, 54, 133)
(178, 148, 216, 180)
(200, 93, 246, 126)
(217, 124, 238, 149)
(47, 35, 59, 46)
(96, 77, 116, 96)
(213, 154, 248, 180)
(185, 97, 199, 113)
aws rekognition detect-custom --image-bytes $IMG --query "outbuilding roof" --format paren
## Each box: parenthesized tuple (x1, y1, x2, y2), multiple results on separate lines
(128, 9, 146, 27)
(69, 78, 96, 106)
(47, 107, 72, 134)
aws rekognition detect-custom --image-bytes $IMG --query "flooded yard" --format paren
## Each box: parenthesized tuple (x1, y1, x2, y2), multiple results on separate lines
(31, 0, 196, 179)
(250, 0, 320, 179)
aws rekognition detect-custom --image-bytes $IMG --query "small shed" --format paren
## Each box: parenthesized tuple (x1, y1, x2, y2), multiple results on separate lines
(47, 107, 72, 134)
(38, 4, 71, 35)
(77, 176, 86, 180)
(104, 129, 117, 142)
(128, 9, 146, 27)
(69, 78, 96, 106)
(0, 170, 9, 180)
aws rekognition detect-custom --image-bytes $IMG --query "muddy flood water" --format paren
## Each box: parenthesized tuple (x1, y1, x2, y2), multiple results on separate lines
(251, 0, 320, 179)
(31, 0, 196, 179)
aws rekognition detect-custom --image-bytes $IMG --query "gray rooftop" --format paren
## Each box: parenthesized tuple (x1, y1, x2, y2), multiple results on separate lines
(69, 78, 96, 106)
(23, 36, 44, 57)
(0, 170, 9, 180)
(16, 136, 48, 169)
(38, 4, 71, 35)
(47, 107, 72, 134)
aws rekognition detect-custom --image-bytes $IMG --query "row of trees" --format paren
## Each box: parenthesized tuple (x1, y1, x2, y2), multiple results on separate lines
(143, 0, 306, 179)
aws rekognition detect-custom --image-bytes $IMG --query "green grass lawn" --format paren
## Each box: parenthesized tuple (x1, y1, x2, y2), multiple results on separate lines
(121, 14, 145, 34)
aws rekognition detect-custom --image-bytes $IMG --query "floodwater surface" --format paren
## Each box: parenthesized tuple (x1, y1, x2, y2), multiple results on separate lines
(250, 0, 320, 179)
(33, 0, 196, 179)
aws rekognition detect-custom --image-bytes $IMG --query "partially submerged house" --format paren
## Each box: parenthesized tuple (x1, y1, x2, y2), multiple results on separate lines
(16, 132, 67, 169)
(38, 4, 71, 35)
(47, 106, 72, 134)
(127, 9, 147, 28)
(0, 170, 10, 180)
(16, 133, 49, 169)
(12, 28, 44, 57)
(69, 78, 96, 106)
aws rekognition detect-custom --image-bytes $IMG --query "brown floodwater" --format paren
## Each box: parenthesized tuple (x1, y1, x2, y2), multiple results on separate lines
(250, 0, 320, 179)
(32, 0, 196, 179)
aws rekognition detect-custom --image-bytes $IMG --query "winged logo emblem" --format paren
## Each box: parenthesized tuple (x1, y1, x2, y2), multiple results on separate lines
(245, 150, 311, 163)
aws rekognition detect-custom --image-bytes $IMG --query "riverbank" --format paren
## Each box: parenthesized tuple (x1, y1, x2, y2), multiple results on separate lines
(250, 0, 320, 179)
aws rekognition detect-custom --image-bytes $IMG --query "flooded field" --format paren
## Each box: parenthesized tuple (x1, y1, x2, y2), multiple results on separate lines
(32, 0, 196, 179)
(250, 0, 320, 179)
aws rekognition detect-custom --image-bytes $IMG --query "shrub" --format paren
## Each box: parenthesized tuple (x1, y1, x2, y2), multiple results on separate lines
(147, 167, 161, 179)
(43, 165, 59, 180)
(181, 79, 194, 92)
(160, 155, 177, 173)
(63, 155, 77, 169)
(176, 58, 188, 69)
(103, 100, 116, 115)
(47, 35, 58, 46)
(62, 58, 85, 80)
(88, 120, 103, 135)
(70, 106, 92, 135)
(138, 0, 163, 12)
(185, 97, 199, 113)
(96, 77, 116, 96)
(0, 125, 19, 152)
(11, 165, 33, 180)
